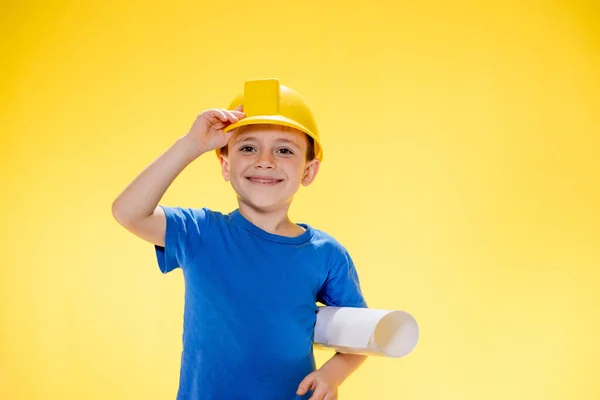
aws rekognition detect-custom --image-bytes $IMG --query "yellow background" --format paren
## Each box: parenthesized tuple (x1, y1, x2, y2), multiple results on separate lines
(2, 0, 599, 399)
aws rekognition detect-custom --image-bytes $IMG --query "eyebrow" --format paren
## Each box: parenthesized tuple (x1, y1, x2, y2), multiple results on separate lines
(236, 136, 301, 148)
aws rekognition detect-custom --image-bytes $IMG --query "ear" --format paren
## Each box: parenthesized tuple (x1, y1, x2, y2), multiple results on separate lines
(301, 159, 320, 186)
(219, 153, 231, 181)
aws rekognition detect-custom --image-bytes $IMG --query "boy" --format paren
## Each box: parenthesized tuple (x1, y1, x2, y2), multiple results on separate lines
(112, 79, 368, 399)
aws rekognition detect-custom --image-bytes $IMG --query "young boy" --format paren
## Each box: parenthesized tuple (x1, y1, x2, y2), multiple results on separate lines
(112, 79, 368, 399)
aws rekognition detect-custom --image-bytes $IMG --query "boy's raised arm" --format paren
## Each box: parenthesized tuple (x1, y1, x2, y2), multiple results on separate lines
(111, 108, 244, 247)
(111, 136, 201, 246)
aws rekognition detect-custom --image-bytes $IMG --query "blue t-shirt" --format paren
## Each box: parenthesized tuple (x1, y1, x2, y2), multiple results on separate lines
(154, 207, 367, 400)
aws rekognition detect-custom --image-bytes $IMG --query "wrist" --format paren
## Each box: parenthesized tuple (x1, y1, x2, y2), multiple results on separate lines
(176, 136, 207, 161)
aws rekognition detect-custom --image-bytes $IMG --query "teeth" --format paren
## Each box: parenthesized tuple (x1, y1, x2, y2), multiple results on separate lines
(249, 178, 279, 184)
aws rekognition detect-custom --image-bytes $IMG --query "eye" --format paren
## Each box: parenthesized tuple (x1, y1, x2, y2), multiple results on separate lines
(238, 145, 256, 153)
(277, 147, 294, 155)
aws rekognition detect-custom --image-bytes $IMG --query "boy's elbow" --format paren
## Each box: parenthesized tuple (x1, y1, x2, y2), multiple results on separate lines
(111, 198, 131, 227)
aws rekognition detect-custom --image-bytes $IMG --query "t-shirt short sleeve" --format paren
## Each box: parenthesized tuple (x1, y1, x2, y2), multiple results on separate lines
(317, 247, 368, 308)
(154, 206, 209, 273)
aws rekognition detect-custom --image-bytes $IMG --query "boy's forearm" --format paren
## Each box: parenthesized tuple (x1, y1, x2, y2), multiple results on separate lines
(319, 352, 367, 385)
(112, 136, 203, 223)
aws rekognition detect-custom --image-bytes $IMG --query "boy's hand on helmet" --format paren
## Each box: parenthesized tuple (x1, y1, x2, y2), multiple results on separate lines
(184, 105, 245, 155)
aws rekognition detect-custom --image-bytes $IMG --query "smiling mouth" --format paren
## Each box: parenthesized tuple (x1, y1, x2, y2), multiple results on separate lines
(246, 177, 284, 186)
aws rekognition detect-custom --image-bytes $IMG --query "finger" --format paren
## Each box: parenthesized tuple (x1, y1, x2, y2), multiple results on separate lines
(231, 110, 246, 119)
(223, 129, 235, 143)
(221, 109, 240, 123)
(308, 384, 328, 400)
(297, 374, 316, 395)
(212, 109, 228, 122)
(234, 104, 243, 112)
(203, 110, 225, 125)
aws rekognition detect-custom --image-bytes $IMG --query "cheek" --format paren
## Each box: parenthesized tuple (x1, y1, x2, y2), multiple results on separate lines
(229, 158, 251, 173)
(281, 161, 305, 180)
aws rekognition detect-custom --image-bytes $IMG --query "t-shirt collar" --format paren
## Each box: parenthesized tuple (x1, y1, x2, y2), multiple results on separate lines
(230, 209, 314, 245)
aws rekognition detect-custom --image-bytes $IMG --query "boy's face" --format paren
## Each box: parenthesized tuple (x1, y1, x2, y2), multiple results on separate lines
(219, 124, 320, 212)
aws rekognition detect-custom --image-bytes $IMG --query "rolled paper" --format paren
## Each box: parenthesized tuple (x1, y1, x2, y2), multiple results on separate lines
(314, 306, 419, 358)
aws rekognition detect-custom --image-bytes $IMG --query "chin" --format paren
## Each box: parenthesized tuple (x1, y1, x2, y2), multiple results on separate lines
(231, 180, 299, 212)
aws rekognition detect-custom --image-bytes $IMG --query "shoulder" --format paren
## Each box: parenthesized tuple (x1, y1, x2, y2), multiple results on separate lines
(310, 227, 344, 247)
(306, 225, 351, 260)
(160, 206, 235, 231)
(160, 206, 225, 220)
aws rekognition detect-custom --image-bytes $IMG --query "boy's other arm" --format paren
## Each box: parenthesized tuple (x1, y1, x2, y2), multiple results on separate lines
(111, 136, 203, 247)
(297, 353, 367, 399)
(320, 352, 367, 384)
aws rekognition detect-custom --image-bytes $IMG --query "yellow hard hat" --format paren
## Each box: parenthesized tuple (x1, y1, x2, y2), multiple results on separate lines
(219, 78, 323, 161)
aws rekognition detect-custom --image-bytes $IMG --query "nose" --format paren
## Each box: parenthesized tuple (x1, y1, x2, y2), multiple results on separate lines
(254, 151, 275, 169)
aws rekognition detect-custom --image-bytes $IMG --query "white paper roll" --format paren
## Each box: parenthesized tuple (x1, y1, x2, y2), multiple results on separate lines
(313, 306, 419, 358)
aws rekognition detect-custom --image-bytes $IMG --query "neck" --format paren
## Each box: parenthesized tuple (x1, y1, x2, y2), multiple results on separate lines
(237, 201, 304, 237)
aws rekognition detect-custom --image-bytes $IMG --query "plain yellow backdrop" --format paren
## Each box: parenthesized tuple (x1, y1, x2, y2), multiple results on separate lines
(2, 0, 599, 399)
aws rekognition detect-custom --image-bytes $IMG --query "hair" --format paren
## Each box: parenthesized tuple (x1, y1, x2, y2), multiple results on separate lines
(221, 125, 316, 161)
